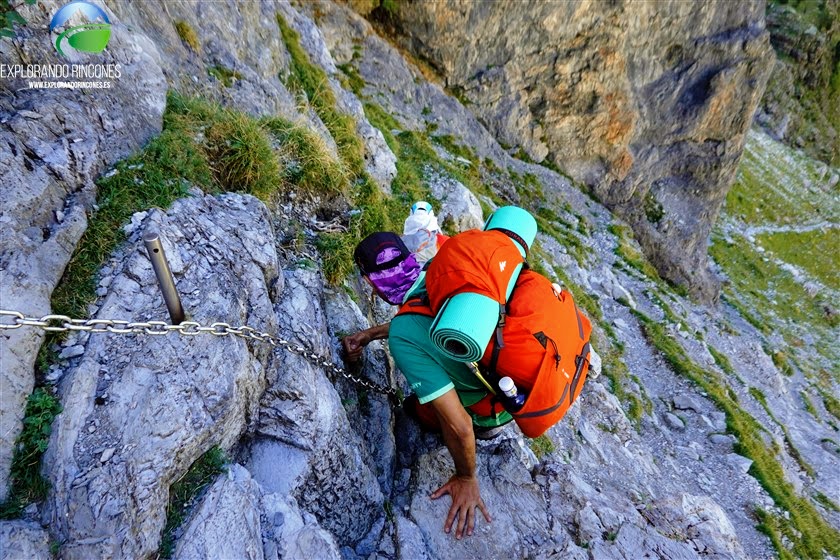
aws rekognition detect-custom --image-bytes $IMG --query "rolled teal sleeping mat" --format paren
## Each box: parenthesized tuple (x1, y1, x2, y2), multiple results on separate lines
(483, 206, 538, 258)
(430, 292, 500, 362)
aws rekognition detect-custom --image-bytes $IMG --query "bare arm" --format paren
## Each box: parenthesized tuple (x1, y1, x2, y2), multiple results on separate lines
(341, 322, 390, 361)
(428, 389, 491, 539)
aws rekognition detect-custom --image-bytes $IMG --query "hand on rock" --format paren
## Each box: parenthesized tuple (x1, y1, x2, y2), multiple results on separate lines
(431, 475, 491, 539)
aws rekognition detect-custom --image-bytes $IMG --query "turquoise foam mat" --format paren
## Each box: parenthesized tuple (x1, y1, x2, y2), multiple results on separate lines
(430, 292, 500, 362)
(484, 206, 537, 258)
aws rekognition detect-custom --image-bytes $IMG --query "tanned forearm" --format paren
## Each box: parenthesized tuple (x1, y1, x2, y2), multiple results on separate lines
(433, 392, 477, 478)
(342, 322, 390, 362)
(366, 322, 390, 341)
(428, 390, 490, 538)
(441, 423, 476, 478)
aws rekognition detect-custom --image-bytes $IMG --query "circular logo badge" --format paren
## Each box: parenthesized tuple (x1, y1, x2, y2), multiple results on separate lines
(49, 1, 111, 57)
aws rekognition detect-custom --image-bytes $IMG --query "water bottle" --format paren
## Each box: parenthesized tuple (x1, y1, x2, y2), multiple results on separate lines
(498, 376, 527, 412)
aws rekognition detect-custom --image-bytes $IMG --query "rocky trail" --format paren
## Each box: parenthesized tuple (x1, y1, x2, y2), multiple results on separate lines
(740, 221, 838, 236)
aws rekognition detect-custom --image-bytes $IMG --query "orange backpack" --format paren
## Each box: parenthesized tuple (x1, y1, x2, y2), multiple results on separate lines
(398, 229, 593, 438)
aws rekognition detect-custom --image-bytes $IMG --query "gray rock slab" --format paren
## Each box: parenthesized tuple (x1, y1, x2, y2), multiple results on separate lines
(258, 268, 384, 546)
(665, 412, 686, 431)
(42, 193, 279, 559)
(174, 465, 264, 560)
(323, 287, 396, 496)
(673, 394, 704, 413)
(709, 434, 735, 446)
(405, 441, 551, 559)
(0, 1, 167, 500)
(58, 345, 85, 360)
(395, 515, 432, 560)
(246, 438, 309, 497)
(0, 520, 51, 560)
(261, 492, 342, 560)
(725, 454, 754, 475)
(645, 493, 745, 559)
(425, 168, 485, 232)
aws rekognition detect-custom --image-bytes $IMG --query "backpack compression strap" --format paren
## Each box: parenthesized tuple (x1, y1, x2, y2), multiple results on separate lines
(484, 303, 507, 390)
(493, 227, 530, 257)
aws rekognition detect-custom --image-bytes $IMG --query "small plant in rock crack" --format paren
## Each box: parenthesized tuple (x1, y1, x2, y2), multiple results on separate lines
(529, 434, 556, 459)
(603, 530, 619, 542)
(383, 500, 395, 522)
(0, 387, 62, 519)
(174, 20, 200, 53)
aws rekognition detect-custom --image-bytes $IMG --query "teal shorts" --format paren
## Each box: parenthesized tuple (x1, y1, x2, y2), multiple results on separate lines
(389, 313, 511, 428)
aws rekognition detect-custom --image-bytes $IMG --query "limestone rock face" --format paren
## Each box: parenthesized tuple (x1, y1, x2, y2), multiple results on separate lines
(2, 2, 827, 559)
(425, 169, 485, 232)
(645, 493, 744, 558)
(39, 191, 385, 559)
(256, 268, 384, 545)
(260, 492, 343, 560)
(0, 0, 398, 505)
(377, 0, 776, 300)
(42, 193, 279, 559)
(756, 3, 839, 165)
(0, 520, 52, 560)
(119, 0, 396, 189)
(173, 465, 264, 560)
(404, 439, 553, 559)
(0, 0, 167, 502)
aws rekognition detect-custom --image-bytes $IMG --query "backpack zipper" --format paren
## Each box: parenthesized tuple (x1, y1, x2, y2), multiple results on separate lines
(547, 336, 561, 369)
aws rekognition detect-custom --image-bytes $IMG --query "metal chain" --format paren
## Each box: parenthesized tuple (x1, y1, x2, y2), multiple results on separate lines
(0, 309, 401, 401)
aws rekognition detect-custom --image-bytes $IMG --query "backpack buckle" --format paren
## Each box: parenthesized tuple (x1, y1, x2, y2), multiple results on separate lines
(495, 303, 506, 348)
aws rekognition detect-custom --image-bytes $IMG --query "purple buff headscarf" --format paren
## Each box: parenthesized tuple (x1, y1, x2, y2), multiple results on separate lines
(368, 247, 421, 305)
(353, 232, 421, 306)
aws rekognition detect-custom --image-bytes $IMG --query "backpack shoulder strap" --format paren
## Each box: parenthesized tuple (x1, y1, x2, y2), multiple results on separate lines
(396, 293, 434, 317)
(493, 227, 530, 258)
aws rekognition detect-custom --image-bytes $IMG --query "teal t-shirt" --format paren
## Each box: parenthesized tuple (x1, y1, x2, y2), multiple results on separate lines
(389, 312, 512, 428)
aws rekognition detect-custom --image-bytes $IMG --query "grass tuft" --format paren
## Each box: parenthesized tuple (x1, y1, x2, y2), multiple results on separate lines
(801, 391, 818, 418)
(603, 345, 645, 427)
(771, 350, 795, 377)
(0, 389, 62, 518)
(261, 117, 349, 197)
(819, 389, 840, 422)
(529, 434, 555, 459)
(204, 112, 280, 199)
(814, 491, 840, 512)
(708, 345, 735, 376)
(643, 192, 664, 223)
(337, 62, 366, 96)
(174, 20, 200, 53)
(755, 508, 796, 560)
(207, 65, 242, 88)
(277, 13, 365, 176)
(531, 206, 586, 266)
(608, 223, 661, 282)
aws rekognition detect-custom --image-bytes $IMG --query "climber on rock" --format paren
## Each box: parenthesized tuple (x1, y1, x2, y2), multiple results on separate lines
(340, 231, 421, 361)
(343, 229, 508, 540)
(341, 202, 447, 361)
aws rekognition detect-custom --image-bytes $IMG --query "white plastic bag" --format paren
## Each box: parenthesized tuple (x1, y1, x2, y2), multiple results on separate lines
(403, 201, 442, 264)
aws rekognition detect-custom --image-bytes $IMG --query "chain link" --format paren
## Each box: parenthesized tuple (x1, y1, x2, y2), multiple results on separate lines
(0, 309, 401, 402)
